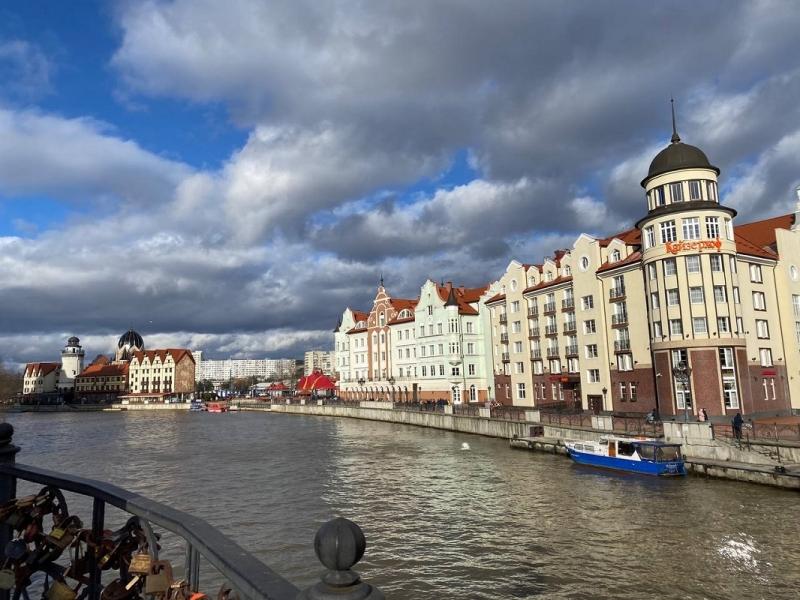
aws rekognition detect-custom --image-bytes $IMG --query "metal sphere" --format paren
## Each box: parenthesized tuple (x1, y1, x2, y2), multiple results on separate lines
(313, 517, 366, 572)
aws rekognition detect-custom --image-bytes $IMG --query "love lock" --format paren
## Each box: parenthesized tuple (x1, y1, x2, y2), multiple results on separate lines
(4, 539, 28, 561)
(144, 560, 173, 597)
(0, 568, 15, 590)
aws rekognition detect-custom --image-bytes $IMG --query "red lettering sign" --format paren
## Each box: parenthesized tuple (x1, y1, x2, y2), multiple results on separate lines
(761, 370, 776, 376)
(665, 238, 723, 255)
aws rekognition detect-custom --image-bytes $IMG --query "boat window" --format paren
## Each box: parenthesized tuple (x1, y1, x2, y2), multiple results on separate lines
(574, 444, 584, 451)
(636, 444, 656, 461)
(617, 442, 636, 457)
(656, 446, 682, 463)
(598, 439, 608, 446)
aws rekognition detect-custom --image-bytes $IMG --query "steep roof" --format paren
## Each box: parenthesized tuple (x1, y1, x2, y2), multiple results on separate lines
(76, 363, 129, 378)
(130, 349, 195, 364)
(24, 362, 60, 378)
(734, 214, 793, 258)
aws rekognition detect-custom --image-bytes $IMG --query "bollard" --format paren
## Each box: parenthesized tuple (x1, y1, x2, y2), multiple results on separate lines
(297, 517, 384, 600)
(0, 423, 20, 600)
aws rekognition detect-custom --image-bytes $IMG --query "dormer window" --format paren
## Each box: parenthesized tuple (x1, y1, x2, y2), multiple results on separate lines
(546, 272, 553, 282)
(611, 250, 621, 263)
(654, 186, 666, 207)
(564, 265, 571, 276)
(689, 180, 702, 200)
(707, 181, 717, 201)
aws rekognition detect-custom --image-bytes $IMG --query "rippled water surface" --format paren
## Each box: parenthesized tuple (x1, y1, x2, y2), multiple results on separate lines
(6, 411, 800, 599)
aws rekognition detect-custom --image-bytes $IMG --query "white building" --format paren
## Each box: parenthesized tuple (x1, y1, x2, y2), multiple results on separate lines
(303, 350, 334, 376)
(194, 357, 298, 383)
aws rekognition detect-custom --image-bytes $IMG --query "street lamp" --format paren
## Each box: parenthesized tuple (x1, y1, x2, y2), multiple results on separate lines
(671, 361, 693, 422)
(357, 377, 365, 401)
(601, 386, 607, 412)
(388, 376, 396, 405)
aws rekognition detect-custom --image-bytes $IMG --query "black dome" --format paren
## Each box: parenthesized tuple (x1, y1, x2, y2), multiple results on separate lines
(118, 329, 144, 350)
(67, 336, 80, 345)
(643, 140, 719, 186)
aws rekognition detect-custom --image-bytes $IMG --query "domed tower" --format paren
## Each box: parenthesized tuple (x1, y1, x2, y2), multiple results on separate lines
(58, 336, 85, 391)
(115, 328, 145, 362)
(636, 103, 743, 419)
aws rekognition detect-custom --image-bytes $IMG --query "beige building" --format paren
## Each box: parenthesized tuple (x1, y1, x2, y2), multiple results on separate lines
(22, 362, 61, 395)
(484, 125, 800, 418)
(125, 349, 196, 401)
(303, 350, 334, 377)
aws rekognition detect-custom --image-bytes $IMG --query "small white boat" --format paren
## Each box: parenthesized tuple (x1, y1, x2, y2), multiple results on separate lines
(461, 443, 470, 451)
(564, 436, 686, 476)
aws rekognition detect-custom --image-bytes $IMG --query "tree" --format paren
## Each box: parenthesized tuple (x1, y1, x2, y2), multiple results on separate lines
(195, 379, 215, 393)
(0, 361, 23, 403)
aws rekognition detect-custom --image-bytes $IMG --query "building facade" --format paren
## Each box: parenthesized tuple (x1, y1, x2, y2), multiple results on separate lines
(194, 357, 298, 383)
(74, 363, 129, 403)
(303, 350, 334, 376)
(128, 349, 195, 398)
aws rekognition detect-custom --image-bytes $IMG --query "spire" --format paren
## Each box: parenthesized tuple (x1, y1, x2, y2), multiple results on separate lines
(380, 272, 384, 288)
(333, 319, 341, 333)
(670, 97, 681, 144)
(444, 286, 459, 308)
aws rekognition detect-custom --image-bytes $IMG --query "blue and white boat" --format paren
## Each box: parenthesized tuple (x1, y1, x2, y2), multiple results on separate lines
(189, 401, 206, 411)
(564, 436, 686, 476)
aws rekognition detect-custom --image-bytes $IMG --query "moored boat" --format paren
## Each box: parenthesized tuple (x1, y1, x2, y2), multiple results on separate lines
(206, 402, 228, 413)
(564, 436, 686, 476)
(189, 401, 206, 411)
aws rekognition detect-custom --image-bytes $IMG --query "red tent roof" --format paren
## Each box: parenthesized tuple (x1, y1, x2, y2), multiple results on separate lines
(267, 382, 288, 390)
(296, 371, 337, 393)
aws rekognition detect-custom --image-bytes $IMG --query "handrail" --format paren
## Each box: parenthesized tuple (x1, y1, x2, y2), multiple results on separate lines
(0, 461, 299, 600)
(0, 425, 385, 600)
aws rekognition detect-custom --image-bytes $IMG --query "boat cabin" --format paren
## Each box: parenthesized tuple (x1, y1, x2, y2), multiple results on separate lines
(598, 437, 682, 462)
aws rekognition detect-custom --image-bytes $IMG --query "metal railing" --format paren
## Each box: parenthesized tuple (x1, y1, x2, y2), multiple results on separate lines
(609, 286, 626, 300)
(610, 415, 663, 437)
(0, 425, 384, 600)
(538, 411, 593, 428)
(489, 407, 527, 421)
(453, 404, 482, 417)
(712, 421, 800, 442)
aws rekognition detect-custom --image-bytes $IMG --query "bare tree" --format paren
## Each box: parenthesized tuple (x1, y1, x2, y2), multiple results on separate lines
(0, 361, 23, 403)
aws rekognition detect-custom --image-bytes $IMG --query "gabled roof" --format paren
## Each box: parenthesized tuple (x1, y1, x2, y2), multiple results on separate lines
(130, 349, 195, 365)
(24, 362, 60, 378)
(523, 275, 573, 294)
(484, 293, 506, 305)
(596, 251, 643, 274)
(434, 282, 489, 315)
(598, 228, 641, 247)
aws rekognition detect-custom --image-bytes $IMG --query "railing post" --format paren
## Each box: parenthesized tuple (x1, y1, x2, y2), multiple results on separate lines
(297, 517, 384, 600)
(88, 497, 105, 600)
(0, 424, 20, 600)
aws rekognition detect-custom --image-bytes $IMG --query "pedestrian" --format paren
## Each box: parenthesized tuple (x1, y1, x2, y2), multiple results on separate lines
(732, 412, 744, 440)
(698, 408, 706, 422)
(702, 408, 709, 422)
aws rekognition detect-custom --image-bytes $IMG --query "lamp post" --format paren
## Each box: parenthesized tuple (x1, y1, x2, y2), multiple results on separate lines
(601, 386, 608, 412)
(388, 376, 395, 405)
(671, 361, 692, 422)
(357, 377, 365, 401)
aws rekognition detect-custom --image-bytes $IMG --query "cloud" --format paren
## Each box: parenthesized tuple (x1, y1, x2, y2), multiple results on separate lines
(0, 40, 53, 100)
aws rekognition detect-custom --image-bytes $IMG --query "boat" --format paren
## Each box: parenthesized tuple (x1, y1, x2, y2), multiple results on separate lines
(188, 402, 206, 411)
(564, 436, 686, 476)
(206, 402, 228, 413)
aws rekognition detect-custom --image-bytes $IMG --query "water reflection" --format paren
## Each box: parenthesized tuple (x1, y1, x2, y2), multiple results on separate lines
(6, 411, 800, 599)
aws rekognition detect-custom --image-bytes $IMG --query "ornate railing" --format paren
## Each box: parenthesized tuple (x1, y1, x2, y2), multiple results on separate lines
(489, 407, 527, 421)
(0, 424, 384, 600)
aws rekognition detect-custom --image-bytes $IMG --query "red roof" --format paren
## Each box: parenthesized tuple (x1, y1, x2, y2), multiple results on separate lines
(24, 362, 60, 378)
(296, 371, 337, 392)
(130, 349, 195, 364)
(76, 363, 129, 379)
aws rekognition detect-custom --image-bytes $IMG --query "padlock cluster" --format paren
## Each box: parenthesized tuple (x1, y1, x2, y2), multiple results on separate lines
(0, 489, 235, 600)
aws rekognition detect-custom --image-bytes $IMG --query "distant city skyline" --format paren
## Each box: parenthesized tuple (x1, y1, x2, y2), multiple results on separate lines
(1, 2, 799, 368)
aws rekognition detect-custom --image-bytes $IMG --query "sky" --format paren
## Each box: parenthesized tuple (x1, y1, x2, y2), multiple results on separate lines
(1, 1, 800, 369)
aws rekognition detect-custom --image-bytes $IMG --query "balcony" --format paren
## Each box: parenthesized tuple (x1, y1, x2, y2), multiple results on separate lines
(530, 349, 542, 359)
(609, 286, 626, 301)
(564, 345, 579, 356)
(614, 339, 631, 352)
(543, 302, 556, 314)
(563, 321, 577, 333)
(611, 313, 629, 326)
(546, 347, 560, 358)
(500, 333, 509, 342)
(528, 306, 539, 316)
(561, 298, 575, 310)
(545, 324, 558, 336)
(499, 313, 508, 324)
(501, 352, 510, 362)
(529, 328, 540, 338)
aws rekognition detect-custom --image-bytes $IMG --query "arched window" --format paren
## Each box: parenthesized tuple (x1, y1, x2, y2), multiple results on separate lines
(470, 385, 477, 402)
(379, 312, 385, 326)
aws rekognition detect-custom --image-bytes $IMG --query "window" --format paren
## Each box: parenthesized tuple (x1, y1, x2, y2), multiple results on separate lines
(706, 217, 720, 239)
(584, 320, 596, 334)
(648, 263, 657, 280)
(427, 306, 433, 315)
(511, 300, 520, 313)
(650, 293, 660, 309)
(549, 359, 561, 373)
(759, 348, 773, 367)
(611, 249, 621, 262)
(588, 369, 600, 383)
(685, 255, 701, 273)
(692, 317, 707, 334)
(580, 256, 589, 271)
(437, 322, 443, 334)
(653, 321, 662, 338)
(617, 353, 632, 371)
(794, 295, 800, 317)
(756, 320, 770, 339)
(451, 366, 460, 376)
(796, 322, 800, 345)
(512, 321, 521, 333)
(753, 292, 766, 311)
(439, 364, 445, 376)
(733, 287, 741, 304)
(682, 217, 700, 240)
(468, 364, 476, 376)
(421, 366, 427, 377)
(582, 295, 594, 310)
(466, 322, 474, 333)
(619, 382, 628, 402)
(707, 181, 717, 201)
(725, 218, 733, 240)
(714, 286, 727, 303)
(660, 221, 677, 243)
(750, 264, 763, 283)
(667, 289, 680, 306)
(671, 349, 691, 410)
(717, 317, 730, 333)
(730, 256, 737, 274)
(512, 341, 522, 354)
(737, 317, 745, 334)
(517, 383, 526, 400)
(585, 344, 598, 358)
(664, 258, 677, 276)
(515, 362, 524, 374)
(644, 226, 655, 248)
(720, 348, 738, 409)
(670, 319, 683, 335)
(533, 361, 543, 375)
(689, 287, 704, 304)
(710, 254, 723, 272)
(670, 182, 684, 202)
(689, 180, 702, 200)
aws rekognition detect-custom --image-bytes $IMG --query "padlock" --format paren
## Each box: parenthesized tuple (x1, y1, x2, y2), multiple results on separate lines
(4, 539, 27, 561)
(101, 579, 138, 600)
(0, 568, 15, 590)
(166, 578, 189, 600)
(44, 516, 82, 551)
(128, 552, 151, 575)
(45, 579, 79, 600)
(144, 560, 173, 596)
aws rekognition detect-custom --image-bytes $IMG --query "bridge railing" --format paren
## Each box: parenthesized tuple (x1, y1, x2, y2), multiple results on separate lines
(0, 424, 384, 600)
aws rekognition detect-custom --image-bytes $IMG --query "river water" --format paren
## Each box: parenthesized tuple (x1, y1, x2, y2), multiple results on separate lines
(5, 411, 799, 599)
